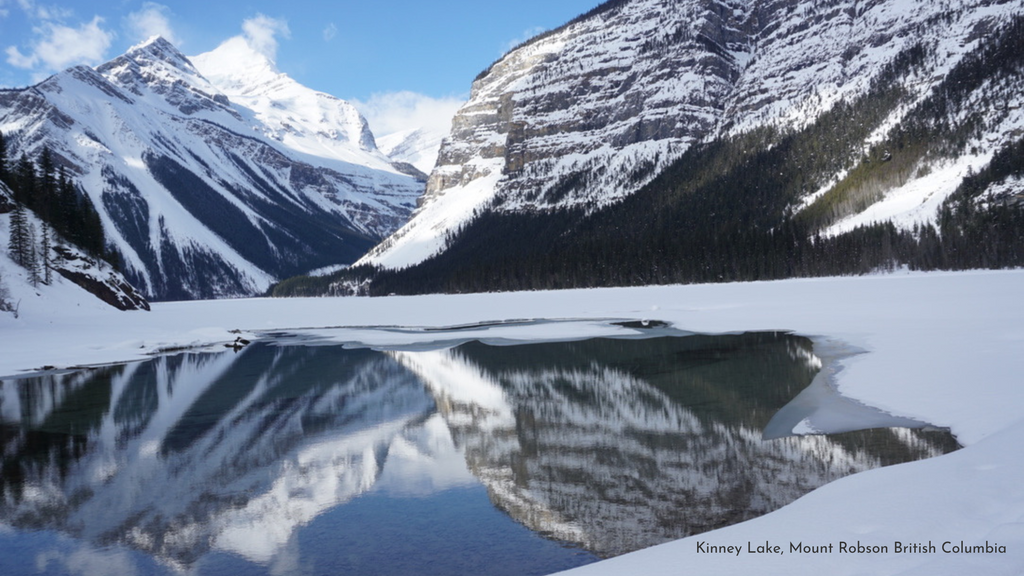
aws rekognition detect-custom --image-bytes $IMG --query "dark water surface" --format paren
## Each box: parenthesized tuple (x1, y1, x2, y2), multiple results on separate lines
(0, 333, 958, 575)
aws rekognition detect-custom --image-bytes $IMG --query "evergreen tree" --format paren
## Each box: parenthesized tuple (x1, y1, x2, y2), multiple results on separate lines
(56, 166, 75, 236)
(38, 146, 56, 221)
(0, 130, 8, 188)
(8, 203, 30, 267)
(25, 222, 39, 287)
(40, 221, 53, 285)
(77, 190, 105, 257)
(13, 154, 35, 207)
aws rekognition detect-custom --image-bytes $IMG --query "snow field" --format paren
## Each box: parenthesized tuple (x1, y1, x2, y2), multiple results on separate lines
(2, 269, 1023, 575)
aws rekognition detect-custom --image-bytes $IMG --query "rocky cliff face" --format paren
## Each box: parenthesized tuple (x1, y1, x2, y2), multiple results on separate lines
(49, 244, 150, 311)
(0, 37, 423, 300)
(361, 0, 1024, 270)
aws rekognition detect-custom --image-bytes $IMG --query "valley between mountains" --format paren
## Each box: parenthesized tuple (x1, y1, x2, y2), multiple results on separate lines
(3, 0, 1024, 308)
(1, 3, 1023, 574)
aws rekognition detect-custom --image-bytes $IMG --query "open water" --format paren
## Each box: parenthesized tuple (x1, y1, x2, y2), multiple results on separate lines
(0, 331, 959, 575)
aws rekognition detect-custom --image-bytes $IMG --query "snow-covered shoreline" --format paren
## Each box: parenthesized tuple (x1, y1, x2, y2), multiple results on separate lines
(2, 269, 1023, 574)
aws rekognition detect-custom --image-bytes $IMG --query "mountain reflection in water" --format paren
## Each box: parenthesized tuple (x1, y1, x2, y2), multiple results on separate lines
(394, 334, 959, 557)
(0, 333, 959, 573)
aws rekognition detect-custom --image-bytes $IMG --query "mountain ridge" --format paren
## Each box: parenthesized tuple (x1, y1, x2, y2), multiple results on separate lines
(303, 0, 1024, 296)
(1, 36, 424, 301)
(357, 0, 1021, 269)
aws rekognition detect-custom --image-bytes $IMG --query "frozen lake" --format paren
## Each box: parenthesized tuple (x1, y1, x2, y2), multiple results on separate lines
(0, 331, 958, 575)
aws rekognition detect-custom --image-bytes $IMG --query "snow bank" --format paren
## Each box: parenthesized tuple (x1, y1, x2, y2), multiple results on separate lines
(1, 269, 1023, 574)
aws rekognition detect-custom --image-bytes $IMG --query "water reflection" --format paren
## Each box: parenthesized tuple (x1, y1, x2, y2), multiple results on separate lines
(0, 333, 958, 573)
(395, 334, 958, 557)
(1, 346, 438, 572)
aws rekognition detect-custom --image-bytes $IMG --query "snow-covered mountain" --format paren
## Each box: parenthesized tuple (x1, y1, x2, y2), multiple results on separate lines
(376, 127, 447, 177)
(190, 37, 398, 175)
(358, 0, 1024, 271)
(0, 36, 423, 300)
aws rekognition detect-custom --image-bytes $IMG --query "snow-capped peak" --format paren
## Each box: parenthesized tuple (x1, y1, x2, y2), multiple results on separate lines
(1, 31, 424, 301)
(192, 37, 381, 159)
(190, 36, 282, 97)
(377, 127, 450, 175)
(122, 35, 196, 74)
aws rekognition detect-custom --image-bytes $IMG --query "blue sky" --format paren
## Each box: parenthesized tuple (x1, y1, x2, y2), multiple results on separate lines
(0, 0, 600, 134)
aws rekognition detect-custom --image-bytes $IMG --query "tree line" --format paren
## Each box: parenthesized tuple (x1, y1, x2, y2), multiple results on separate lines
(278, 159, 1021, 298)
(2, 130, 115, 288)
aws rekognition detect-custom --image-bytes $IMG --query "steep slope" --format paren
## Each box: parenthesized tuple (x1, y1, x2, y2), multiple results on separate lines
(359, 0, 752, 269)
(0, 37, 422, 300)
(356, 0, 1024, 279)
(1, 182, 149, 316)
(376, 127, 448, 176)
(190, 37, 409, 177)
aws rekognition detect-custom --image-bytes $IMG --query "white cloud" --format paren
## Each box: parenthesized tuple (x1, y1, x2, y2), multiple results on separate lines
(323, 23, 337, 42)
(5, 16, 113, 73)
(503, 26, 547, 53)
(352, 91, 465, 139)
(13, 0, 70, 21)
(126, 2, 179, 46)
(5, 45, 34, 68)
(35, 544, 139, 576)
(241, 14, 289, 62)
